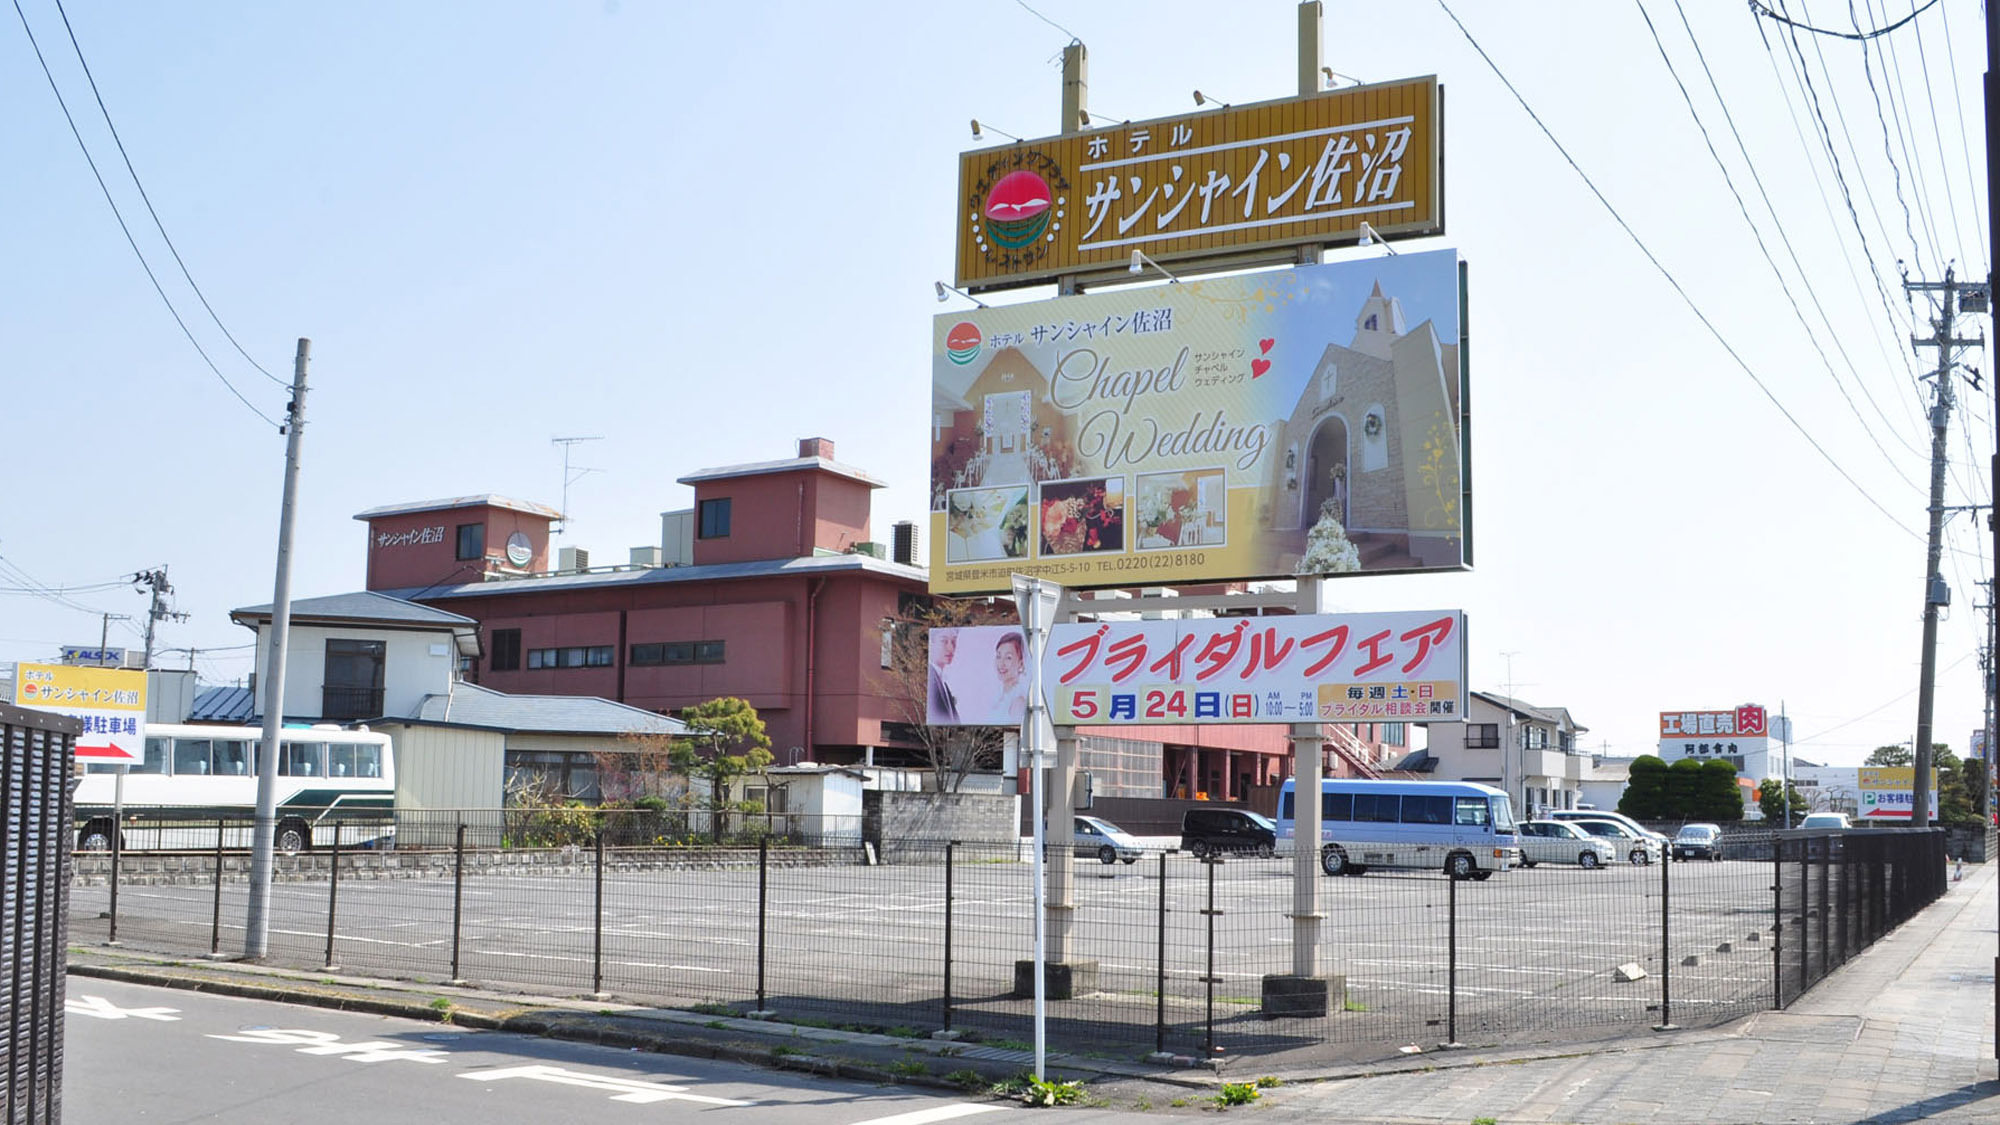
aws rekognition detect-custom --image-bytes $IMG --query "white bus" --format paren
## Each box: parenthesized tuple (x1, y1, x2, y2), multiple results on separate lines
(1276, 777, 1520, 879)
(73, 722, 395, 853)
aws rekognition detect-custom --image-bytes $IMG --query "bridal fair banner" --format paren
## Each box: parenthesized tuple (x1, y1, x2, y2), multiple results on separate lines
(928, 250, 1467, 596)
(926, 610, 1465, 728)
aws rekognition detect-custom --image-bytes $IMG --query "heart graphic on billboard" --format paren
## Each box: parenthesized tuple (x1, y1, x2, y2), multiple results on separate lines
(1251, 358, 1271, 378)
(1258, 338, 1274, 354)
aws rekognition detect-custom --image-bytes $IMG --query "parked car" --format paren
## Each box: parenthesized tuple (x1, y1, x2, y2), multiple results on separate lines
(1799, 812, 1850, 830)
(1073, 815, 1142, 864)
(1180, 807, 1277, 859)
(1515, 820, 1616, 869)
(1547, 809, 1671, 858)
(1564, 817, 1663, 865)
(1672, 823, 1723, 861)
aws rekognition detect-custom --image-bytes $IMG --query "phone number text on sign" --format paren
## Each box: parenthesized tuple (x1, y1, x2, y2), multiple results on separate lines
(1057, 682, 1460, 724)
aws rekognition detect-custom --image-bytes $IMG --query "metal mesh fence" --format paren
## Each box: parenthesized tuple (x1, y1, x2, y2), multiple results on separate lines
(66, 810, 1950, 1062)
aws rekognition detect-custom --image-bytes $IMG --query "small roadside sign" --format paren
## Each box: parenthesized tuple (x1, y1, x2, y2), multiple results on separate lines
(15, 661, 146, 762)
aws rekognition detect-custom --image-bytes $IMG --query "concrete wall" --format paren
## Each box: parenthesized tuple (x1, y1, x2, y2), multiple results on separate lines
(863, 790, 1017, 857)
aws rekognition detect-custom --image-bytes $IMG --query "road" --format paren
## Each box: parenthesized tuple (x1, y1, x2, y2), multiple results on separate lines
(62, 977, 1159, 1124)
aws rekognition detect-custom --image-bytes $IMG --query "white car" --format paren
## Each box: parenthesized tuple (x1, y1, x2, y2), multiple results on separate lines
(1798, 812, 1850, 830)
(1564, 817, 1664, 865)
(1514, 820, 1616, 869)
(1548, 809, 1671, 858)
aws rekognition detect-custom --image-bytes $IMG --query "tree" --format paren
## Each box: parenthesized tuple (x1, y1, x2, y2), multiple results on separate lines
(1864, 743, 1912, 768)
(1664, 758, 1705, 818)
(1697, 758, 1746, 821)
(876, 596, 1009, 793)
(1617, 755, 1670, 820)
(1758, 779, 1808, 824)
(669, 697, 773, 842)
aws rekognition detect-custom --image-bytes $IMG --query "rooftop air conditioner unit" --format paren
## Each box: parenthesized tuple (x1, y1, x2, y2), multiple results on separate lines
(558, 546, 589, 573)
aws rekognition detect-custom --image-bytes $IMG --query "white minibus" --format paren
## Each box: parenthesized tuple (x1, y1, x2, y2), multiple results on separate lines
(1276, 777, 1519, 879)
(73, 722, 395, 853)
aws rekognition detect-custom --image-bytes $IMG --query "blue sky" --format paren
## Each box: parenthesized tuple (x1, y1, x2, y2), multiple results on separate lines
(4, 1, 1991, 767)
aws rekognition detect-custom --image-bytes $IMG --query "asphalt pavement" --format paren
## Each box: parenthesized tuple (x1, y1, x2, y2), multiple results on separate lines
(67, 859, 2000, 1122)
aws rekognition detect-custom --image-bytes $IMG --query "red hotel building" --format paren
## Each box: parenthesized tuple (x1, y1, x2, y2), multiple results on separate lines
(361, 439, 1389, 797)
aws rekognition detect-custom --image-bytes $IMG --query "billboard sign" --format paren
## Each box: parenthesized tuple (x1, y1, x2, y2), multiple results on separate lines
(930, 250, 1466, 594)
(14, 661, 147, 762)
(59, 645, 128, 666)
(955, 78, 1441, 290)
(928, 610, 1465, 727)
(1659, 706, 1767, 738)
(1856, 767, 1940, 821)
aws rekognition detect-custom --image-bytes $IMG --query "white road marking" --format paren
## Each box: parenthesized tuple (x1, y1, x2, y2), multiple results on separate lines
(457, 1063, 751, 1105)
(65, 995, 181, 1021)
(846, 1104, 1007, 1125)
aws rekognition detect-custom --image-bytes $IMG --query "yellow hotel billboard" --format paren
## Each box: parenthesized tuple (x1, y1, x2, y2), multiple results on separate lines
(929, 250, 1468, 595)
(955, 77, 1440, 291)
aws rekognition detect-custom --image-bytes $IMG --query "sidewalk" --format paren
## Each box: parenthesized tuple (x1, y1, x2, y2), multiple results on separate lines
(68, 862, 2000, 1122)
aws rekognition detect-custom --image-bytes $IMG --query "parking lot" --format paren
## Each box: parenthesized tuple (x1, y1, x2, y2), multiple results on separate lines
(70, 845, 1781, 1057)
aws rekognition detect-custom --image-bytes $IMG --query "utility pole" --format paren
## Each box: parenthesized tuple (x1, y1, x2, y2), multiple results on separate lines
(247, 338, 311, 960)
(1979, 581, 1995, 824)
(134, 566, 187, 670)
(94, 613, 131, 666)
(1907, 267, 1984, 830)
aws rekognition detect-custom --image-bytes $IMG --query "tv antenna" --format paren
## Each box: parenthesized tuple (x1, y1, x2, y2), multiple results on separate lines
(551, 436, 603, 536)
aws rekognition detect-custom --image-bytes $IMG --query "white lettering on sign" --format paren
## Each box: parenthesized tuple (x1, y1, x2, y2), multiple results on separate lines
(65, 995, 180, 1021)
(206, 1028, 448, 1064)
(456, 1064, 752, 1106)
(375, 525, 447, 548)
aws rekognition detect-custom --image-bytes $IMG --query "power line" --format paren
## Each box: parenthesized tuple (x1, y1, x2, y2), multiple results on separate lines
(1899, 0, 1971, 272)
(8, 0, 281, 428)
(1642, 0, 1924, 484)
(1849, 0, 1945, 276)
(1765, 4, 1929, 422)
(1748, 0, 1939, 40)
(1435, 0, 1920, 539)
(48, 0, 285, 388)
(1936, 0, 1989, 276)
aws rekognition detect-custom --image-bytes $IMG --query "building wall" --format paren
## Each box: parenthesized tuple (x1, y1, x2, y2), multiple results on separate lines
(690, 470, 873, 566)
(253, 624, 458, 720)
(379, 722, 507, 845)
(364, 502, 556, 592)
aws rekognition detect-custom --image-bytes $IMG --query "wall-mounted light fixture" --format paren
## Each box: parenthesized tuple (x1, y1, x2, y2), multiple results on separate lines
(1357, 221, 1399, 255)
(970, 119, 1020, 142)
(935, 280, 988, 308)
(1128, 249, 1181, 282)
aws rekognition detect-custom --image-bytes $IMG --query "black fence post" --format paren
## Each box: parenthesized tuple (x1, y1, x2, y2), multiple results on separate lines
(1155, 850, 1168, 1055)
(1818, 843, 1830, 976)
(592, 829, 605, 997)
(209, 819, 225, 957)
(1447, 861, 1458, 1046)
(756, 836, 769, 1013)
(450, 822, 467, 984)
(1771, 840, 1784, 1009)
(1656, 838, 1674, 1030)
(1202, 856, 1219, 1056)
(943, 841, 956, 1032)
(323, 822, 342, 970)
(106, 810, 122, 945)
(1798, 841, 1811, 995)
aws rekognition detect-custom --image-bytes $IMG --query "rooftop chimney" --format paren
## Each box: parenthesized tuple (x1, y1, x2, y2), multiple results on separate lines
(799, 437, 835, 460)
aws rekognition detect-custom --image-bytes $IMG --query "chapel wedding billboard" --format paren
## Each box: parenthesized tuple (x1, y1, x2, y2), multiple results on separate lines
(929, 249, 1468, 595)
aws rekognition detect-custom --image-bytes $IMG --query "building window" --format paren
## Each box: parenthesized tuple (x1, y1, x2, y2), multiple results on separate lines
(527, 645, 614, 669)
(698, 497, 732, 539)
(629, 640, 725, 666)
(1381, 722, 1406, 747)
(490, 628, 521, 672)
(322, 639, 385, 719)
(505, 750, 601, 802)
(456, 522, 485, 561)
(1465, 723, 1500, 749)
